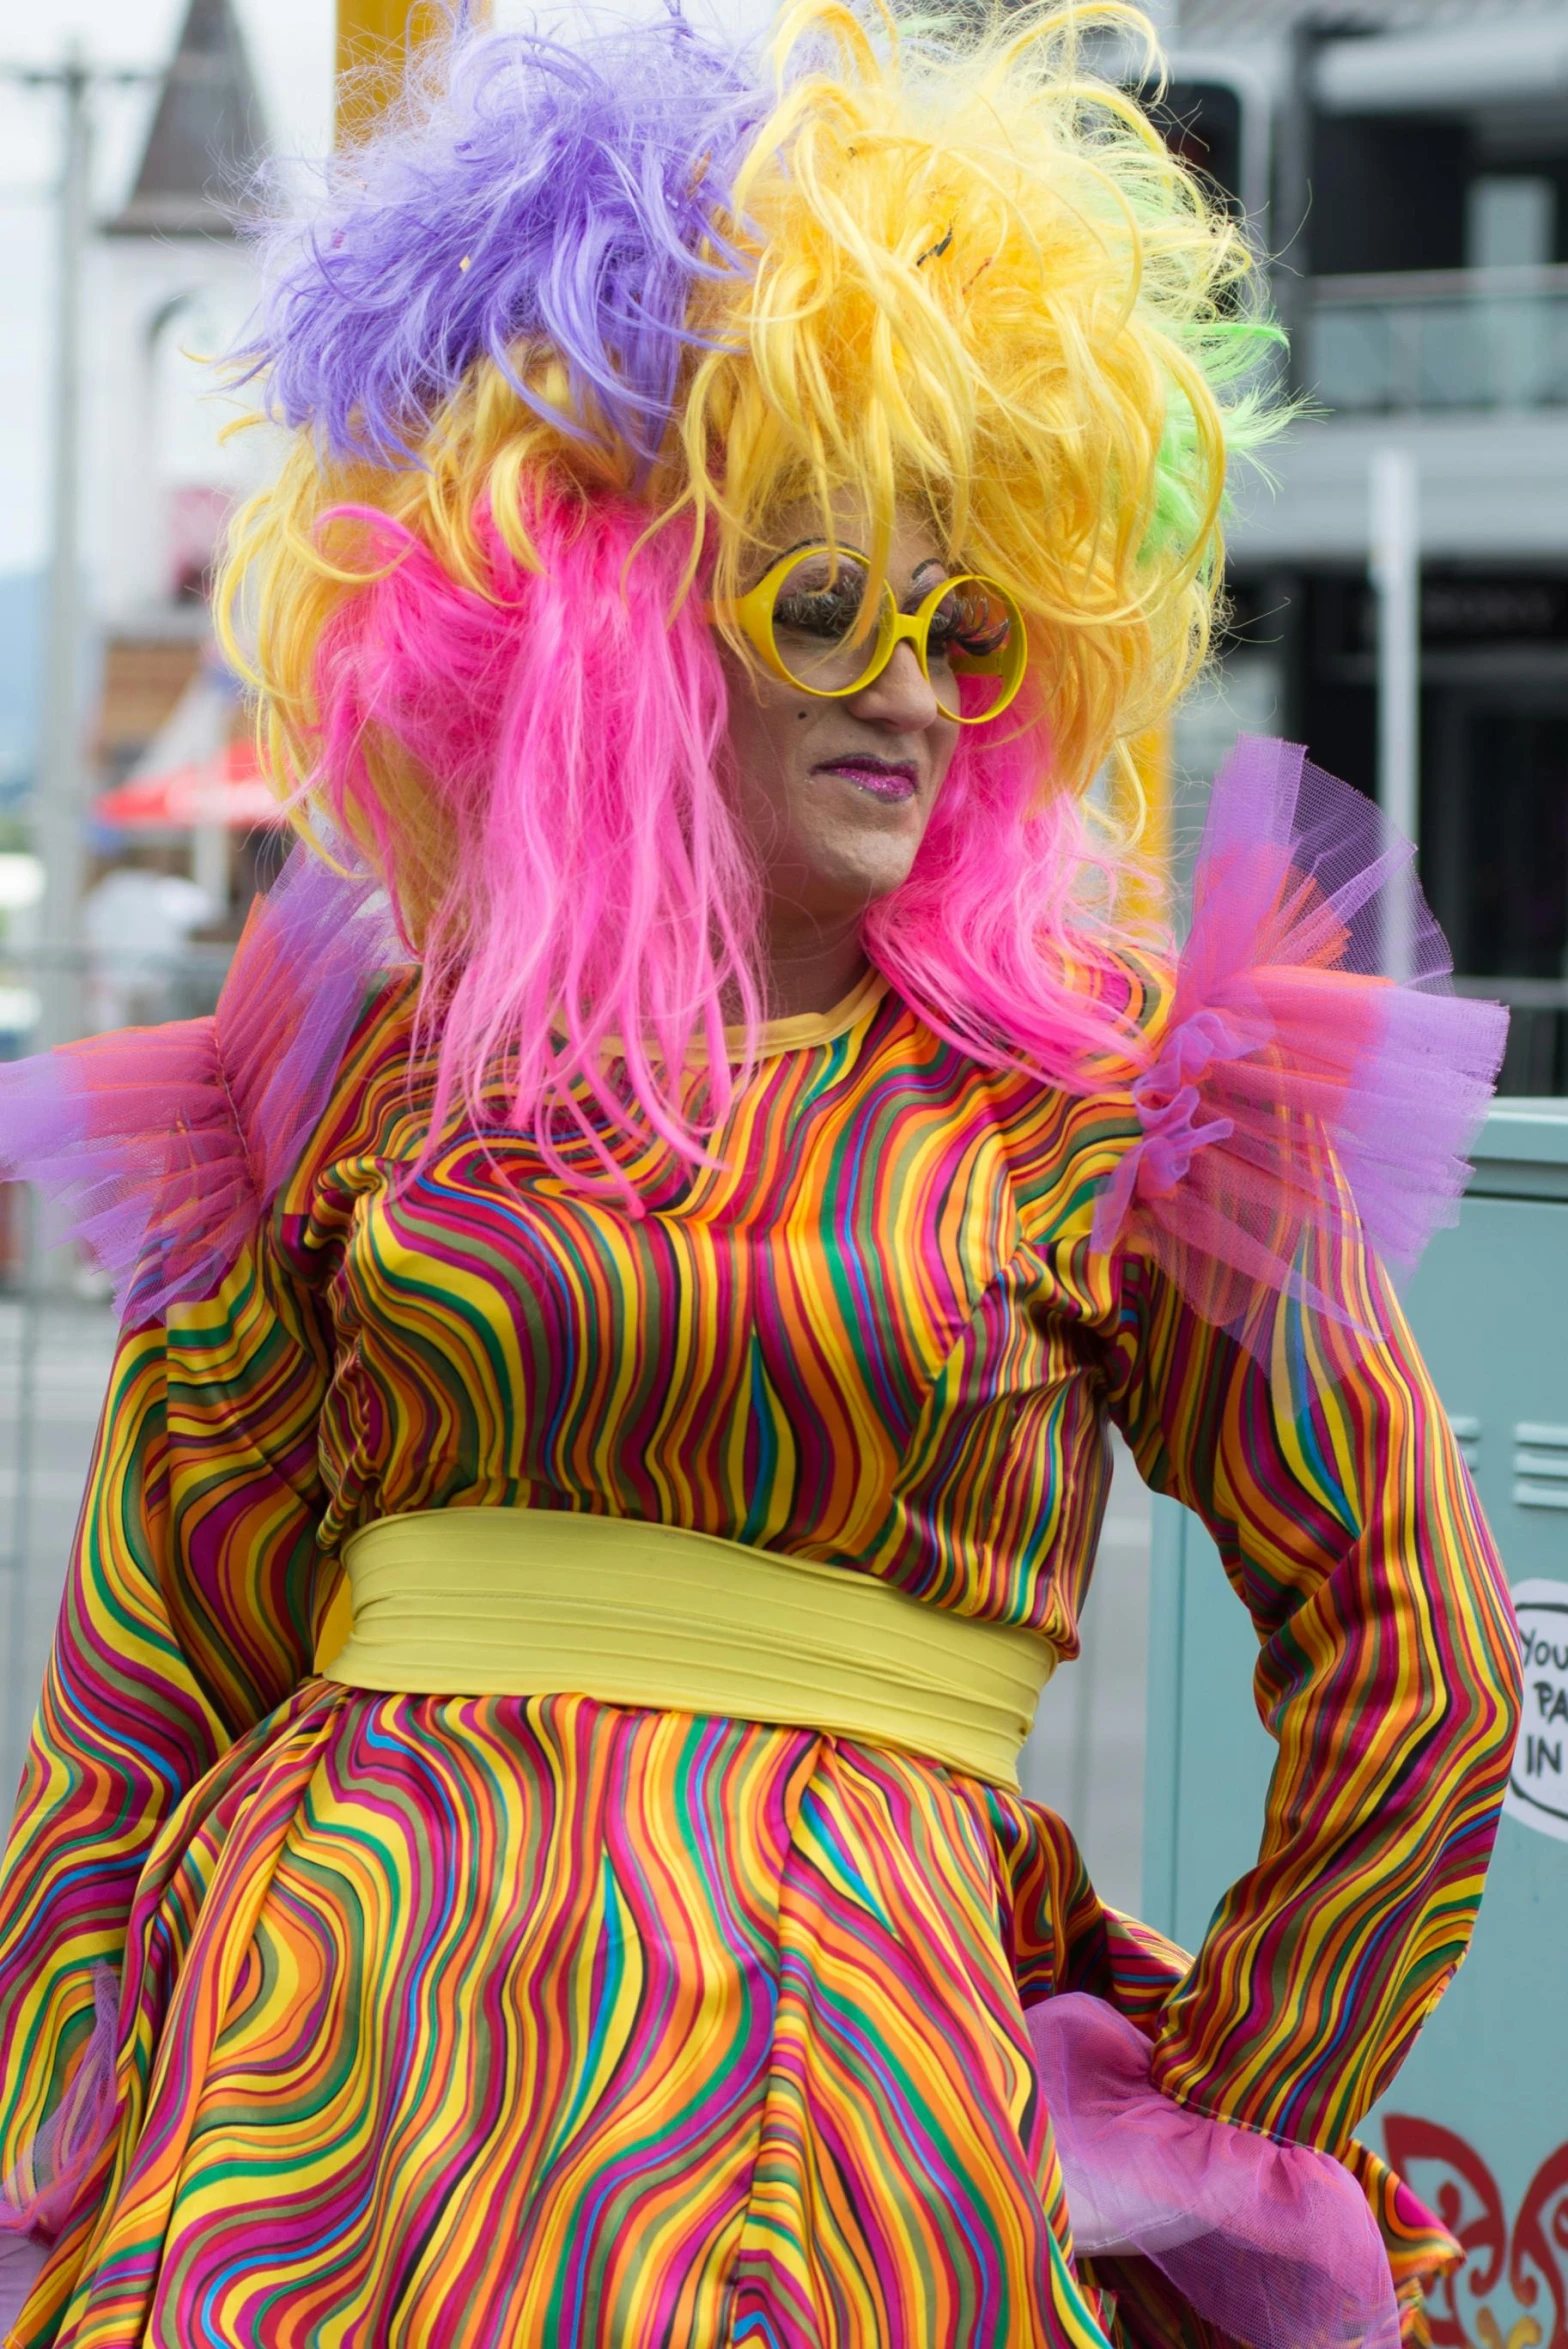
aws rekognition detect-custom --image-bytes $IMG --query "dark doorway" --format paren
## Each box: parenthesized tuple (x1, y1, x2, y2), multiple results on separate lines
(1444, 708, 1568, 980)
(1427, 689, 1568, 1092)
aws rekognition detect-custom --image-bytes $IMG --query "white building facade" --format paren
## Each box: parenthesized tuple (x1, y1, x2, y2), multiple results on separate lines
(91, 0, 274, 628)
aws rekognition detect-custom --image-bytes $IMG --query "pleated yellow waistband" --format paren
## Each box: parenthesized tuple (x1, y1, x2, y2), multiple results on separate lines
(317, 1509, 1055, 1789)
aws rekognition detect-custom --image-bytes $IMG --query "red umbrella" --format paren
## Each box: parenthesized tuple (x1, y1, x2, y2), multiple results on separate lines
(95, 736, 282, 831)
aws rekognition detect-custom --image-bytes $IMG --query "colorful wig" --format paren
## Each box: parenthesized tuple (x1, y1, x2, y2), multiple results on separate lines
(219, 0, 1282, 1187)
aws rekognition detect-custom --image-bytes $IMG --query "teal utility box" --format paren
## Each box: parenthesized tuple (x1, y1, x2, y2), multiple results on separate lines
(1143, 1102, 1568, 2348)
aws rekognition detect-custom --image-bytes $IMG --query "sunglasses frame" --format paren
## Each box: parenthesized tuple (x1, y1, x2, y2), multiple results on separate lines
(718, 544, 1027, 727)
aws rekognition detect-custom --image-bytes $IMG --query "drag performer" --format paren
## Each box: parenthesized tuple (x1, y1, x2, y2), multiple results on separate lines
(0, 4, 1520, 2344)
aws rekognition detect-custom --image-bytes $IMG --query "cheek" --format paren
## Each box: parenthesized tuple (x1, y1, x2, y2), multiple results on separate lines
(929, 719, 962, 798)
(722, 663, 813, 794)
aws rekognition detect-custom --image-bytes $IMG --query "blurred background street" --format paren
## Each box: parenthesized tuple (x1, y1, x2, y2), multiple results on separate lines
(2, 0, 1567, 1921)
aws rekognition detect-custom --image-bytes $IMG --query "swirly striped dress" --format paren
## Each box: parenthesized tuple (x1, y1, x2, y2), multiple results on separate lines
(0, 960, 1519, 2349)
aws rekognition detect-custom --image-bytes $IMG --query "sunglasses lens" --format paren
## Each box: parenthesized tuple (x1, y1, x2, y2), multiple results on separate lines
(926, 578, 1020, 722)
(767, 551, 884, 695)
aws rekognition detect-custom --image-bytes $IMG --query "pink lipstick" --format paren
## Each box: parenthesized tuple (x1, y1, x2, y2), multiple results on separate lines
(816, 757, 919, 803)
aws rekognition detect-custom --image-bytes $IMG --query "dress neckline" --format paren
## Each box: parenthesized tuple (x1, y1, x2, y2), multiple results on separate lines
(740, 966, 890, 1059)
(556, 965, 892, 1067)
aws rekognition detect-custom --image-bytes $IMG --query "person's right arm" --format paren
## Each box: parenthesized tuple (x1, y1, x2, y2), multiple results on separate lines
(0, 1224, 330, 2195)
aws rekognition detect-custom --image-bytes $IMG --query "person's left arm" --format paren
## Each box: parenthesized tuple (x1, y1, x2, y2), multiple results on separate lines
(1105, 1209, 1522, 2150)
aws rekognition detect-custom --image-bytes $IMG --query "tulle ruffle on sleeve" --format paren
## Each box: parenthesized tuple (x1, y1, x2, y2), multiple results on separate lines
(0, 849, 396, 1322)
(1091, 736, 1508, 1353)
(1030, 1994, 1408, 2349)
(0, 1965, 119, 2336)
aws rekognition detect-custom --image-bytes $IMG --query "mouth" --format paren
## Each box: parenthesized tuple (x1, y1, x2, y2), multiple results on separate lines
(813, 755, 921, 805)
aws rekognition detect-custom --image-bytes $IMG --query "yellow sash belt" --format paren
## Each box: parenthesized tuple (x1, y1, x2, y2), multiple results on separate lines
(317, 1510, 1055, 1789)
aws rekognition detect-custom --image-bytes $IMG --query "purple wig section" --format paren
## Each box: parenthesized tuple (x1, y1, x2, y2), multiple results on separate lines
(0, 849, 397, 1322)
(234, 17, 765, 468)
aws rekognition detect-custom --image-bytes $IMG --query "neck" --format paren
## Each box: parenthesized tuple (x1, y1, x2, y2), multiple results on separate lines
(756, 908, 870, 1023)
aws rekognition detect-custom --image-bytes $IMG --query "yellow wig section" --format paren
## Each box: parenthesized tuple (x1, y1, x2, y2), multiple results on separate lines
(686, 0, 1273, 779)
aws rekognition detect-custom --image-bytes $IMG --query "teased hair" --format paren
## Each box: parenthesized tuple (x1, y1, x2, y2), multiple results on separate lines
(219, 0, 1282, 1189)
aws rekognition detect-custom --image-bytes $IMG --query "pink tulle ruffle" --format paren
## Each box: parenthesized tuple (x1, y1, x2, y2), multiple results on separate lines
(1092, 736, 1508, 1354)
(0, 1965, 119, 2336)
(1030, 1993, 1402, 2349)
(0, 849, 396, 1321)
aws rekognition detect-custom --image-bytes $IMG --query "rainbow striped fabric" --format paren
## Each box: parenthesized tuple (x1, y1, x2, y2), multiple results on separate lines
(0, 970, 1519, 2346)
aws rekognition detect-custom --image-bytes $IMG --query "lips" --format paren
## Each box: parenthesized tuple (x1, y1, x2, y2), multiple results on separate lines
(815, 757, 919, 804)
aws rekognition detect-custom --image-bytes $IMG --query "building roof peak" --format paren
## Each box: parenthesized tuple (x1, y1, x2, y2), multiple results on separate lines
(107, 0, 270, 239)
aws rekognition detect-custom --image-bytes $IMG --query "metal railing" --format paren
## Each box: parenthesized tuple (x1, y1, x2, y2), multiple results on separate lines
(1305, 264, 1568, 414)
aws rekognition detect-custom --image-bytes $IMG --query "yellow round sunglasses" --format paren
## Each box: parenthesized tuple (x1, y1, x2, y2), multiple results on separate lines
(717, 544, 1027, 726)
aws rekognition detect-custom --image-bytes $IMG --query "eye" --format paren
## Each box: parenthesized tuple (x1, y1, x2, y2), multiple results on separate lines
(774, 587, 863, 639)
(928, 581, 1013, 664)
(770, 553, 870, 640)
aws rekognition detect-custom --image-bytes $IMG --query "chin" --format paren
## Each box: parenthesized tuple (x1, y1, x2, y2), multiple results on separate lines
(787, 791, 928, 912)
(806, 844, 920, 911)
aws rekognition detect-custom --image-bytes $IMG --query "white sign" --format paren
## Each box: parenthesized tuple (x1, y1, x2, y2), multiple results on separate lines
(1506, 1579, 1568, 1845)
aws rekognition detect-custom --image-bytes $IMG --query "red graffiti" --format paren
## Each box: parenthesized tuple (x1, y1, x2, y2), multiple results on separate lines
(1384, 2116, 1568, 2349)
(1513, 2144, 1568, 2349)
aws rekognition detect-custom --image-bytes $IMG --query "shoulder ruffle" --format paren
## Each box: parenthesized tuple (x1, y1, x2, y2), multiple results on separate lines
(0, 848, 399, 1321)
(1091, 736, 1508, 1351)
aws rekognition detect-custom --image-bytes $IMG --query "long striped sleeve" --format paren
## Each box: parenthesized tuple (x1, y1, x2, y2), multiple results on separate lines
(0, 1226, 330, 2188)
(1106, 1213, 1522, 2152)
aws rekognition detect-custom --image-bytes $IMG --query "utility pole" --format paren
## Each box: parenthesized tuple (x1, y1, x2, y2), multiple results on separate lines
(0, 54, 95, 1774)
(37, 52, 90, 1051)
(1370, 446, 1421, 980)
(2, 53, 154, 1052)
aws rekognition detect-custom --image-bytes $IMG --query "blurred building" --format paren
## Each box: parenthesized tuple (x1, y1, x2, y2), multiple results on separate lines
(1169, 0, 1568, 1092)
(86, 0, 280, 964)
(0, 0, 282, 1277)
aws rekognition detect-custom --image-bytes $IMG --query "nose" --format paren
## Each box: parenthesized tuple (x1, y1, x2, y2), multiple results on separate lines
(848, 639, 943, 731)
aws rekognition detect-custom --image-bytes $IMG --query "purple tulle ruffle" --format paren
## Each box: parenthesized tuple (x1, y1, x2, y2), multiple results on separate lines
(0, 849, 396, 1321)
(1093, 735, 1508, 1353)
(0, 1965, 119, 2336)
(1030, 1993, 1403, 2349)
